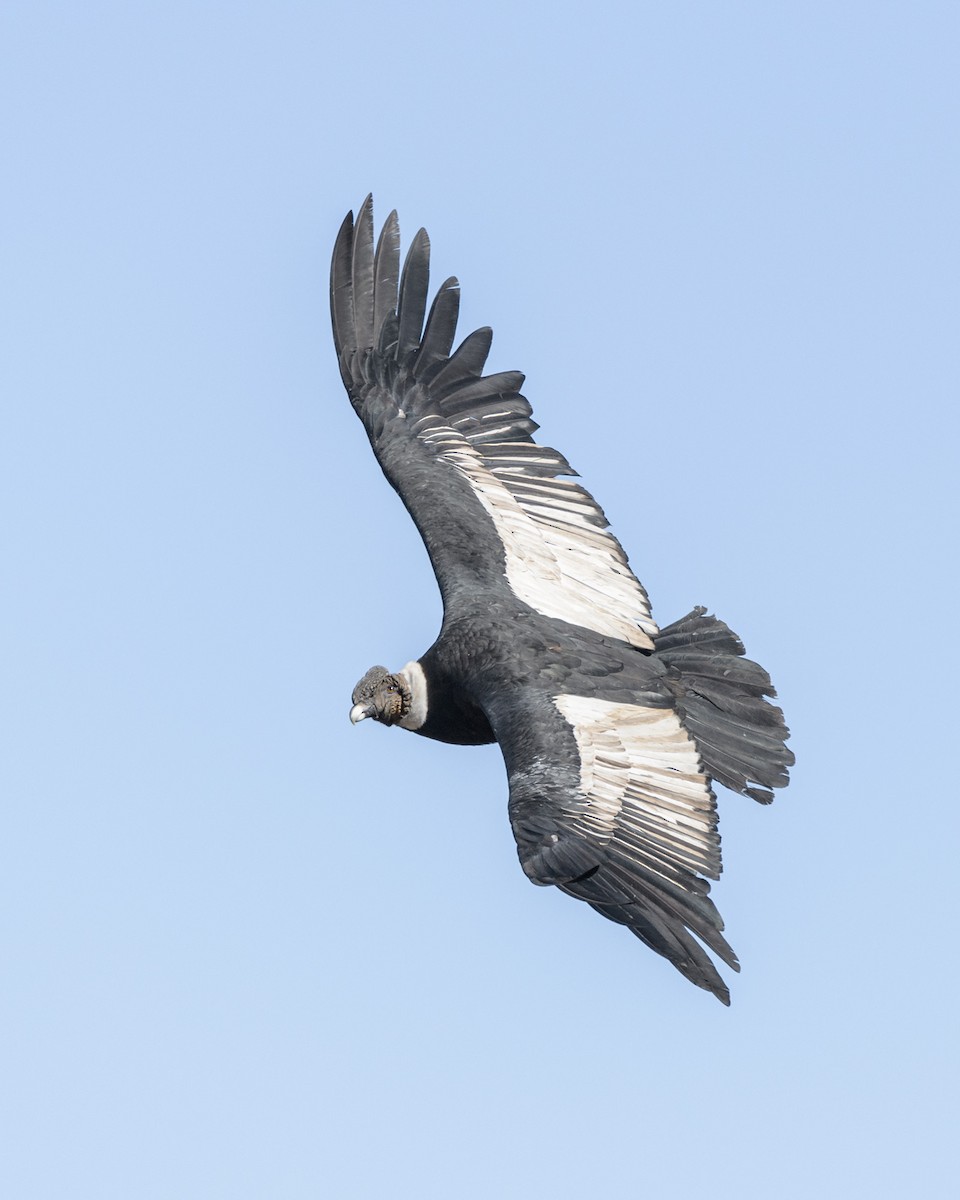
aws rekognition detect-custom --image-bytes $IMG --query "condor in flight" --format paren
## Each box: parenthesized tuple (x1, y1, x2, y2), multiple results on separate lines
(331, 197, 793, 1003)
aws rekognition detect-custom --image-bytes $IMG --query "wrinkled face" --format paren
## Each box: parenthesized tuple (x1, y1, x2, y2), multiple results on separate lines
(349, 665, 411, 727)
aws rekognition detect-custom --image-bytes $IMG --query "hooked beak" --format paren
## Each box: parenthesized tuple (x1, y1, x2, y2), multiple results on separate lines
(349, 702, 373, 725)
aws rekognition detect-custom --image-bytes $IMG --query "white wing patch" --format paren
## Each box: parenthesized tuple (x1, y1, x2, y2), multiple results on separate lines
(415, 413, 657, 649)
(554, 694, 721, 880)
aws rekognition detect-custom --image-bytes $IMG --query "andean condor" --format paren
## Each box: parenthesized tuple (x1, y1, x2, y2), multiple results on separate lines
(331, 197, 793, 1003)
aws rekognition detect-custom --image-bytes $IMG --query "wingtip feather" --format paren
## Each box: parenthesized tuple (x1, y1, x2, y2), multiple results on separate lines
(373, 209, 401, 345)
(397, 227, 431, 358)
(330, 207, 356, 360)
(351, 196, 376, 351)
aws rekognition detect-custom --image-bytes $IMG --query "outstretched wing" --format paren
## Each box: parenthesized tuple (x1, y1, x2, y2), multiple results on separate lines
(493, 687, 740, 1004)
(331, 197, 657, 648)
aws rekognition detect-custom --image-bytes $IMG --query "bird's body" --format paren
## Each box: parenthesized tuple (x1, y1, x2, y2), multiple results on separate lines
(332, 197, 793, 1003)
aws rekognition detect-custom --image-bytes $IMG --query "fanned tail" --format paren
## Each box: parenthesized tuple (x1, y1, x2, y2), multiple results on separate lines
(656, 607, 794, 803)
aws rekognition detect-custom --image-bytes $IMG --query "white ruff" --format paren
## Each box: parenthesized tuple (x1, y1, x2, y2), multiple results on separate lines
(554, 694, 720, 879)
(397, 661, 428, 730)
(415, 416, 657, 649)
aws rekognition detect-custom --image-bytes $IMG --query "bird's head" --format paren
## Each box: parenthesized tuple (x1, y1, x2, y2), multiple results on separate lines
(349, 665, 413, 727)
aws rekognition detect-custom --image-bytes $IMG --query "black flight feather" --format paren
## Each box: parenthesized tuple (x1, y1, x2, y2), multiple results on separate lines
(415, 277, 461, 376)
(397, 229, 431, 359)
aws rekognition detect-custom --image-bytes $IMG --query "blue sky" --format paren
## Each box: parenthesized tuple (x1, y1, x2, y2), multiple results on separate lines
(2, 2, 957, 1196)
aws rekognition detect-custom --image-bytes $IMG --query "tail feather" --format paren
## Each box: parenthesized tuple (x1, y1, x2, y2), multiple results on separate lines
(656, 607, 794, 804)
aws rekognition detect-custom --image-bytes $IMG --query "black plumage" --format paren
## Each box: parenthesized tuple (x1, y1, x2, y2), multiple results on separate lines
(333, 197, 793, 1004)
